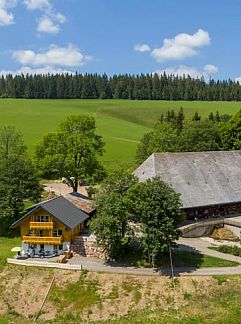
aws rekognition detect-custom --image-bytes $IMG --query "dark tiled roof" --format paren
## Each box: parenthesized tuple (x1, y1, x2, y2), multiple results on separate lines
(11, 196, 89, 229)
(134, 151, 241, 209)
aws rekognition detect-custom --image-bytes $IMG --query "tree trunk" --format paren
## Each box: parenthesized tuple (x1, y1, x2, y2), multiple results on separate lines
(73, 177, 78, 193)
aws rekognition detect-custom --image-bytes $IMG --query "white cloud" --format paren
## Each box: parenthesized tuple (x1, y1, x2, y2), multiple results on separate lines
(155, 64, 218, 80)
(0, 65, 74, 75)
(24, 0, 66, 34)
(37, 16, 59, 34)
(203, 64, 219, 74)
(23, 0, 51, 11)
(55, 12, 65, 24)
(235, 76, 241, 84)
(12, 44, 92, 67)
(0, 0, 17, 26)
(134, 44, 151, 52)
(151, 29, 211, 62)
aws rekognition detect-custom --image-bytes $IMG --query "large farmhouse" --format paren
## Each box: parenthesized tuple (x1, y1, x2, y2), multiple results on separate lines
(11, 193, 94, 256)
(134, 151, 241, 220)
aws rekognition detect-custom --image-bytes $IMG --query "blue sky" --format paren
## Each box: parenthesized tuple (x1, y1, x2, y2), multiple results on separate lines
(0, 0, 240, 80)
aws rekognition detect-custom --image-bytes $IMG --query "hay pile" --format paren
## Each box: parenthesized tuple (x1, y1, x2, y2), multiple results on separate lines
(211, 227, 240, 241)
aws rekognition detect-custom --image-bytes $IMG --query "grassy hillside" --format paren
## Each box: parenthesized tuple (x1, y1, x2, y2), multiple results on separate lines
(1, 266, 241, 323)
(0, 99, 240, 170)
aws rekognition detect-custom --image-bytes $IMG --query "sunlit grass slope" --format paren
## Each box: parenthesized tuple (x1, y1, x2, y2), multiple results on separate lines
(0, 99, 240, 170)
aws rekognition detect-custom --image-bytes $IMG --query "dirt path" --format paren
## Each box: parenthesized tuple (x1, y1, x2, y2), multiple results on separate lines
(177, 237, 241, 264)
(43, 182, 88, 196)
(110, 136, 140, 143)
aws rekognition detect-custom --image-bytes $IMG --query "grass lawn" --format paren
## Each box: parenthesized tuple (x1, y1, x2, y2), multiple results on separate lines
(119, 248, 239, 268)
(0, 236, 21, 268)
(0, 99, 240, 170)
(209, 245, 241, 257)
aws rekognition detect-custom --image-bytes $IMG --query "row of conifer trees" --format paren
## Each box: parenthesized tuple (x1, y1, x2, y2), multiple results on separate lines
(1, 73, 241, 100)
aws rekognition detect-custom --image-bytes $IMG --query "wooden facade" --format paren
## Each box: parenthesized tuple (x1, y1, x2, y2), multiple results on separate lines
(183, 202, 241, 220)
(19, 207, 84, 255)
(20, 207, 83, 244)
(11, 196, 91, 256)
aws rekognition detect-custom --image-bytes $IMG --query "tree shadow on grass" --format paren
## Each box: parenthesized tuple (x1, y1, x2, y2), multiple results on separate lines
(104, 245, 204, 275)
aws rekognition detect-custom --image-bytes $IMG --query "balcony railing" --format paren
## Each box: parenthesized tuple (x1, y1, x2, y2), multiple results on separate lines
(30, 222, 54, 230)
(23, 236, 62, 245)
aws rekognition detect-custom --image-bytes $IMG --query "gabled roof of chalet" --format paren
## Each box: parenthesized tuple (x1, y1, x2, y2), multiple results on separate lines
(11, 196, 89, 229)
(134, 151, 241, 209)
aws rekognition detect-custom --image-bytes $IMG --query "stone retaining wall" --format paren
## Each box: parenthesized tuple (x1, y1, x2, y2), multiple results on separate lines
(71, 236, 105, 259)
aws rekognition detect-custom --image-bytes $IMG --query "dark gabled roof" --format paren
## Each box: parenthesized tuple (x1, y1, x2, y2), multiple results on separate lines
(11, 196, 89, 229)
(134, 151, 241, 209)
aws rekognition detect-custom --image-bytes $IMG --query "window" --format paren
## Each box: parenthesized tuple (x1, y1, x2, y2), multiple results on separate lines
(53, 229, 62, 237)
(59, 244, 63, 250)
(36, 215, 49, 222)
(39, 230, 44, 237)
(57, 230, 62, 237)
(29, 244, 36, 249)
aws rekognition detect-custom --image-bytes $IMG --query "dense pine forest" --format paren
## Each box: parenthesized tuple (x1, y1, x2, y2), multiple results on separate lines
(1, 73, 241, 100)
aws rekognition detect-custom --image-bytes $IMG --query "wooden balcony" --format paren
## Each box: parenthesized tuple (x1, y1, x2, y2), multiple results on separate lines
(30, 222, 54, 230)
(23, 236, 62, 245)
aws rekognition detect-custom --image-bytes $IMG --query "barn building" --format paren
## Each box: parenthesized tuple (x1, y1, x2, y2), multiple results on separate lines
(134, 151, 241, 220)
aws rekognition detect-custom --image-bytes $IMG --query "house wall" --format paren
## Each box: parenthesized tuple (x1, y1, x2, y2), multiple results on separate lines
(20, 207, 84, 255)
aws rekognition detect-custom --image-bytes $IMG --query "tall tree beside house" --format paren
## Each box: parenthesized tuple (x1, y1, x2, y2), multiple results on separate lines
(35, 115, 105, 192)
(0, 126, 41, 231)
(89, 170, 137, 259)
(127, 178, 182, 267)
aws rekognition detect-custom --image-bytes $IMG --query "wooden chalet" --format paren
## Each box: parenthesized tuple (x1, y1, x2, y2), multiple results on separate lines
(134, 151, 241, 220)
(11, 194, 94, 256)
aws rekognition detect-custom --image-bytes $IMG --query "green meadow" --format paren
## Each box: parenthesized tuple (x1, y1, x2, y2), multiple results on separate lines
(0, 99, 240, 170)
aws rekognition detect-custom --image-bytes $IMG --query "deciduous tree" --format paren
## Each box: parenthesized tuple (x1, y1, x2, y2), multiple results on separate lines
(0, 126, 41, 231)
(35, 115, 105, 192)
(89, 171, 137, 259)
(127, 178, 182, 267)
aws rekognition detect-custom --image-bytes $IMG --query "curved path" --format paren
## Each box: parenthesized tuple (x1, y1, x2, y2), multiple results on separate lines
(177, 237, 241, 264)
(69, 236, 241, 276)
(9, 237, 241, 276)
(77, 257, 241, 277)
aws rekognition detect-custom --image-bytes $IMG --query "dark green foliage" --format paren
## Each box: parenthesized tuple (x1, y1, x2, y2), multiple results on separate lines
(209, 112, 214, 121)
(0, 127, 41, 231)
(35, 115, 105, 192)
(219, 109, 241, 149)
(1, 73, 241, 100)
(178, 120, 222, 152)
(210, 245, 241, 257)
(192, 112, 201, 121)
(127, 178, 182, 267)
(135, 132, 153, 165)
(136, 110, 223, 163)
(176, 107, 185, 131)
(89, 171, 137, 259)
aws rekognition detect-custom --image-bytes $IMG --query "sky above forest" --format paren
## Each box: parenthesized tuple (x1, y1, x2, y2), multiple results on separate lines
(0, 0, 240, 81)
